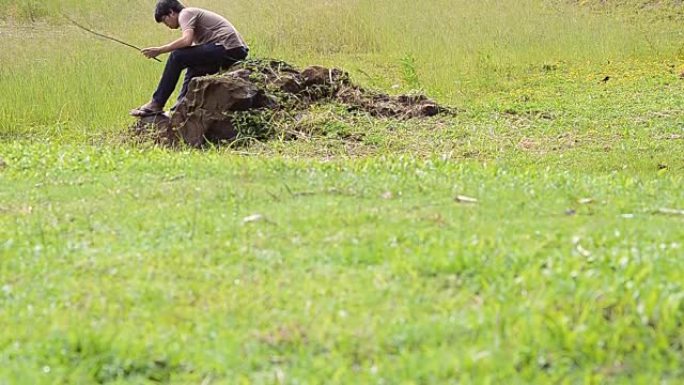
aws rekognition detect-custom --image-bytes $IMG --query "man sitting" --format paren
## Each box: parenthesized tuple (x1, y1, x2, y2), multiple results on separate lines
(130, 0, 248, 116)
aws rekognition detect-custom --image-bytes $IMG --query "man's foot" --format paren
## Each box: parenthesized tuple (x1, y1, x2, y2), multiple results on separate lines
(130, 101, 164, 117)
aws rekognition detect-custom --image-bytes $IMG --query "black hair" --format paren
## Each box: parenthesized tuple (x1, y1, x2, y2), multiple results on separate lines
(154, 0, 185, 23)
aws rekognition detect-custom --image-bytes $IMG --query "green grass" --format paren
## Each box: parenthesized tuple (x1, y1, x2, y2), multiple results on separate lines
(2, 143, 683, 384)
(2, 0, 684, 134)
(2, 0, 684, 383)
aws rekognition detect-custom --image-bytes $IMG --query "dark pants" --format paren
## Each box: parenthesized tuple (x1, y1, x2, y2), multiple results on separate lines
(152, 44, 248, 108)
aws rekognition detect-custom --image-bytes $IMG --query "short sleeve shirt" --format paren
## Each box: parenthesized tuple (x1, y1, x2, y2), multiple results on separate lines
(178, 8, 247, 50)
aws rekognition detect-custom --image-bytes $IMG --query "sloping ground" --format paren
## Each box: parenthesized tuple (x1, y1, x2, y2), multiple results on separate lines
(132, 59, 452, 148)
(560, 0, 684, 19)
(562, 0, 682, 9)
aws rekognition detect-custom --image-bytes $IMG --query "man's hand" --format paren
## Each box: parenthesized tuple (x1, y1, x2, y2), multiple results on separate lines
(140, 30, 193, 60)
(141, 47, 164, 59)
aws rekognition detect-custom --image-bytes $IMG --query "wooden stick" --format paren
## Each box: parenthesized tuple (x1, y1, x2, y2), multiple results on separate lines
(61, 13, 162, 63)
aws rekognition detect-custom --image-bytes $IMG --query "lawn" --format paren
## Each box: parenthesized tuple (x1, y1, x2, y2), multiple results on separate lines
(1, 0, 684, 384)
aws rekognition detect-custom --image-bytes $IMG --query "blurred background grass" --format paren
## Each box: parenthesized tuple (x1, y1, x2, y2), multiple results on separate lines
(1, 0, 683, 135)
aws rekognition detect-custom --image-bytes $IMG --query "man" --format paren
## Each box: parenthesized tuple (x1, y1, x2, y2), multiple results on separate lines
(130, 0, 248, 116)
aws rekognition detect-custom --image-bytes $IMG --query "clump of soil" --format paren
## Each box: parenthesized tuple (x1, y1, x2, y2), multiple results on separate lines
(132, 59, 452, 147)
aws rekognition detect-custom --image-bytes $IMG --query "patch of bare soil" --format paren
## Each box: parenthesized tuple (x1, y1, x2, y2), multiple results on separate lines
(131, 59, 453, 148)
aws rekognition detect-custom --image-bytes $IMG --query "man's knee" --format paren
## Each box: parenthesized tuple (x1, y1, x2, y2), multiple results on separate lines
(168, 50, 182, 64)
(168, 48, 192, 66)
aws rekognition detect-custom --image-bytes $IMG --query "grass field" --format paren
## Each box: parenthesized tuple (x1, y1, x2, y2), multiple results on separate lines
(2, 0, 684, 384)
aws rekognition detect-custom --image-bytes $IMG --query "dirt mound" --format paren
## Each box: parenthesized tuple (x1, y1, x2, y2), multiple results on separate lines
(132, 59, 452, 147)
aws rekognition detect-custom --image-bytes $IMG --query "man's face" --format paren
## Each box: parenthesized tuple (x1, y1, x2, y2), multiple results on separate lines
(161, 11, 180, 29)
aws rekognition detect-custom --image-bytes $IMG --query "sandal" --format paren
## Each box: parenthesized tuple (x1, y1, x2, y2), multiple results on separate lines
(130, 105, 164, 117)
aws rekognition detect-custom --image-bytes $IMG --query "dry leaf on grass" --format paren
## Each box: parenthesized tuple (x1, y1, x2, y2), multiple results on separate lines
(657, 208, 684, 216)
(455, 195, 478, 204)
(243, 214, 265, 224)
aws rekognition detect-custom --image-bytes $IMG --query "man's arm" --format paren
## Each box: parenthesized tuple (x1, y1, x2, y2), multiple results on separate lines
(142, 29, 194, 59)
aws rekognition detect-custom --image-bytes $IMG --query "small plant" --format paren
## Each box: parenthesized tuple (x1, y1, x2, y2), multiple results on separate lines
(399, 54, 421, 90)
(229, 109, 277, 144)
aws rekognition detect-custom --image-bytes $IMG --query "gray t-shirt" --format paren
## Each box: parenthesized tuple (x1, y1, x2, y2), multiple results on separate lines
(178, 7, 247, 50)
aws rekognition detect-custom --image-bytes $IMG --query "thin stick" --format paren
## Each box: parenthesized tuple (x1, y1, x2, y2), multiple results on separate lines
(61, 13, 162, 63)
